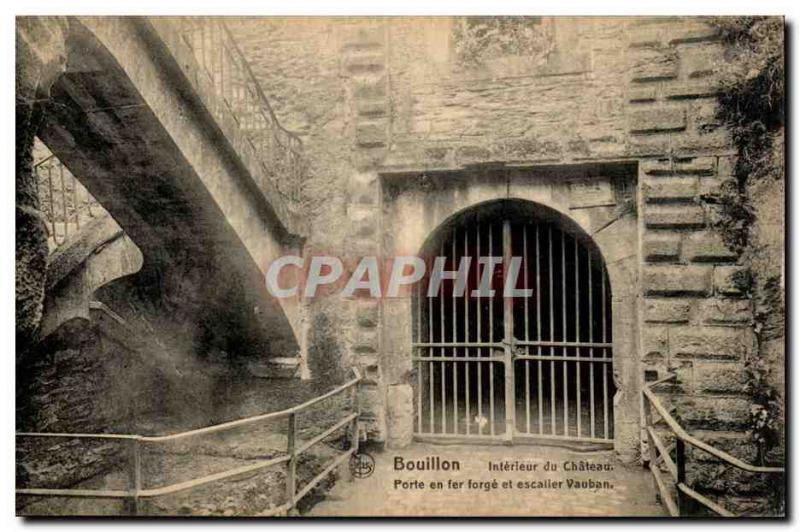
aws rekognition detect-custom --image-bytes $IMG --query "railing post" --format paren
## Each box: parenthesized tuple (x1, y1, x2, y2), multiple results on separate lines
(350, 380, 360, 456)
(642, 395, 656, 464)
(642, 394, 660, 503)
(286, 413, 297, 514)
(125, 438, 141, 516)
(675, 437, 689, 516)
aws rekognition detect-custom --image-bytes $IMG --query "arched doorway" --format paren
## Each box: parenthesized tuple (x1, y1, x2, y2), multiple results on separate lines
(412, 200, 615, 445)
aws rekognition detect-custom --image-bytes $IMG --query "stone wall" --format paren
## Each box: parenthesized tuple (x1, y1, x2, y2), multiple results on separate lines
(14, 15, 781, 513)
(233, 17, 767, 467)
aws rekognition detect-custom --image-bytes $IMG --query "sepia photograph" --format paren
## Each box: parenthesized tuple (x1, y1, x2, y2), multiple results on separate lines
(13, 10, 787, 519)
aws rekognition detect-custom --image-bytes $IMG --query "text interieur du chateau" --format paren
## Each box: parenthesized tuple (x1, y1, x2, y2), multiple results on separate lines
(393, 456, 615, 472)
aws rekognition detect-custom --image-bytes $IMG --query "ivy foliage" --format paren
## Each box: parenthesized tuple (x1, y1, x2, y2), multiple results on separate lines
(711, 17, 784, 468)
(710, 17, 784, 253)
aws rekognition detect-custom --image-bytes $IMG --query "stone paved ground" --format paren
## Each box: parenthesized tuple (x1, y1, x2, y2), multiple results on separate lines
(310, 443, 667, 517)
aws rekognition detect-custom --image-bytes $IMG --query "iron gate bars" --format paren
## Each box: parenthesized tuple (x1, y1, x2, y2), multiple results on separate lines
(412, 216, 615, 444)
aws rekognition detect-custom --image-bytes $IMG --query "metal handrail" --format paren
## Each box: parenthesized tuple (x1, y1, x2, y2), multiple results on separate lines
(169, 17, 306, 206)
(16, 368, 362, 516)
(642, 373, 784, 517)
(33, 151, 101, 249)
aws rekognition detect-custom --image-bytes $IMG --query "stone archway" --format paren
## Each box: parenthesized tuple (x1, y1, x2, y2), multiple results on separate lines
(379, 166, 640, 461)
(412, 199, 616, 446)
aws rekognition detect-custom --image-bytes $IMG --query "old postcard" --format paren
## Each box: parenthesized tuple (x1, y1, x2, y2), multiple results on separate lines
(15, 15, 786, 517)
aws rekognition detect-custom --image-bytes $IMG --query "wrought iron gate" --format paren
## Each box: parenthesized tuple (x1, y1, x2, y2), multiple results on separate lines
(413, 213, 614, 444)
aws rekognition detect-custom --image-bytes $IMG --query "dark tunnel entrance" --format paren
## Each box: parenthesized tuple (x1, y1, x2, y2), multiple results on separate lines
(412, 200, 615, 444)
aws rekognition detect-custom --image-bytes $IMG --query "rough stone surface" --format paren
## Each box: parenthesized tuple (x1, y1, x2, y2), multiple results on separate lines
(693, 362, 748, 395)
(386, 384, 414, 448)
(643, 234, 681, 262)
(644, 204, 705, 229)
(641, 326, 668, 362)
(643, 265, 712, 296)
(670, 326, 751, 361)
(674, 396, 751, 431)
(643, 176, 698, 202)
(697, 298, 751, 325)
(630, 47, 679, 82)
(714, 265, 749, 296)
(683, 230, 738, 263)
(15, 17, 68, 354)
(644, 298, 692, 323)
(16, 17, 782, 514)
(630, 106, 687, 134)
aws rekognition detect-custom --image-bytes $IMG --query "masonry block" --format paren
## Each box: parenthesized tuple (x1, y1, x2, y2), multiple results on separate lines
(356, 301, 379, 328)
(679, 42, 725, 79)
(343, 52, 385, 74)
(663, 79, 720, 100)
(358, 353, 380, 369)
(676, 156, 716, 175)
(675, 395, 751, 431)
(643, 176, 698, 202)
(643, 233, 681, 262)
(353, 76, 387, 99)
(347, 198, 372, 217)
(688, 460, 772, 496)
(693, 361, 748, 394)
(455, 145, 493, 164)
(628, 26, 664, 48)
(356, 121, 387, 148)
(342, 25, 384, 51)
(643, 265, 712, 296)
(630, 47, 680, 82)
(686, 430, 769, 495)
(351, 327, 379, 354)
(358, 383, 387, 441)
(354, 219, 376, 238)
(386, 384, 414, 448)
(644, 204, 705, 229)
(640, 158, 673, 176)
(630, 106, 687, 134)
(350, 237, 378, 256)
(628, 85, 659, 103)
(689, 430, 759, 464)
(362, 362, 381, 385)
(641, 156, 716, 176)
(683, 230, 738, 262)
(350, 171, 378, 187)
(355, 189, 378, 205)
(717, 156, 735, 177)
(714, 265, 750, 296)
(629, 133, 672, 156)
(672, 129, 731, 154)
(357, 99, 387, 118)
(667, 22, 720, 45)
(697, 176, 727, 197)
(644, 298, 693, 323)
(671, 326, 751, 360)
(697, 298, 751, 325)
(642, 326, 668, 363)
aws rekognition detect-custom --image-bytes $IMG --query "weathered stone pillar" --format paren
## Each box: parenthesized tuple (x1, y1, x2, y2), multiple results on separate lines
(341, 21, 390, 442)
(15, 17, 67, 355)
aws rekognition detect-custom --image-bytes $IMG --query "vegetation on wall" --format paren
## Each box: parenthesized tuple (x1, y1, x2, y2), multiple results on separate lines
(710, 16, 784, 466)
(711, 16, 784, 252)
(452, 17, 555, 67)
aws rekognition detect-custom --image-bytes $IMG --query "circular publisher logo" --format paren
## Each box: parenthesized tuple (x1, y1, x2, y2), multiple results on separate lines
(349, 452, 375, 479)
